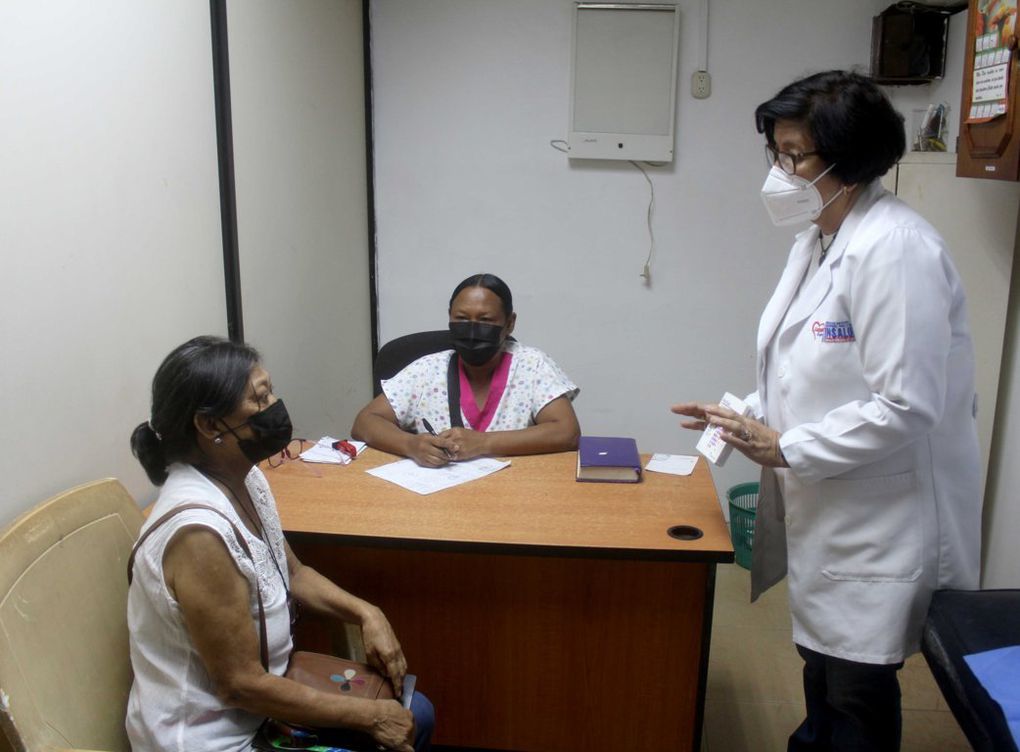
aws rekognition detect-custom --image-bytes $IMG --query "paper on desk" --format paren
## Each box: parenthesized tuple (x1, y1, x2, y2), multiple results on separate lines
(366, 457, 510, 495)
(645, 453, 699, 476)
(300, 437, 367, 465)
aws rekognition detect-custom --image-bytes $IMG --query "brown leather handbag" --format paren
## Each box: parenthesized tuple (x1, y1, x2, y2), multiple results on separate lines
(285, 651, 395, 701)
(260, 649, 396, 750)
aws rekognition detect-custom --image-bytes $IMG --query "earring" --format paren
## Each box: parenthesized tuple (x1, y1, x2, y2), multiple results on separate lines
(214, 436, 223, 445)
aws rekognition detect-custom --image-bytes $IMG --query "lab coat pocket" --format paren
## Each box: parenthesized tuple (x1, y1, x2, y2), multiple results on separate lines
(818, 470, 922, 583)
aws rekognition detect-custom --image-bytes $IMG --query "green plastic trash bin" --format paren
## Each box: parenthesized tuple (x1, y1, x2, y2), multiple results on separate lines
(727, 482, 759, 570)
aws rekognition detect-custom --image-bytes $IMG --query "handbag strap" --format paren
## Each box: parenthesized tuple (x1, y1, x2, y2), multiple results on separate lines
(127, 502, 270, 671)
(446, 353, 464, 428)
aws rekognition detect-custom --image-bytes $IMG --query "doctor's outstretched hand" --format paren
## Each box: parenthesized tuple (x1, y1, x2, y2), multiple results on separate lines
(671, 402, 789, 468)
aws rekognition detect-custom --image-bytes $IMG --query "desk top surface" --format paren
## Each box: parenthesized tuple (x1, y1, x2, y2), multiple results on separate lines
(266, 449, 733, 561)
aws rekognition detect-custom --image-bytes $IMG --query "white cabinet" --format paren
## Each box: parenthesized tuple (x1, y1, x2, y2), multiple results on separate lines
(883, 152, 1020, 495)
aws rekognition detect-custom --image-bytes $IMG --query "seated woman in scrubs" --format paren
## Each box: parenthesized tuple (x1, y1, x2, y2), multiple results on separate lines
(352, 273, 580, 467)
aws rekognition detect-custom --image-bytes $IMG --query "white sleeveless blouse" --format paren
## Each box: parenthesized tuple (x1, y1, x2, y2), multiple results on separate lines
(126, 464, 292, 752)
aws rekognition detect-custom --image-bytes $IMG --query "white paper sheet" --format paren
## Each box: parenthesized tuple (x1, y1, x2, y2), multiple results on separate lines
(645, 453, 699, 476)
(366, 457, 511, 495)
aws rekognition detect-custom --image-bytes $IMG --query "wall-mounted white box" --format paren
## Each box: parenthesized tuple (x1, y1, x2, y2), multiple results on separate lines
(568, 3, 680, 162)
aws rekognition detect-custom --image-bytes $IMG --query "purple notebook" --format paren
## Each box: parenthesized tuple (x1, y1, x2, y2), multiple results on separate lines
(576, 436, 642, 483)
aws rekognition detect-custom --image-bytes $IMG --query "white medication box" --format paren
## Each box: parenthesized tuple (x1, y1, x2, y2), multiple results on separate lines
(696, 392, 751, 466)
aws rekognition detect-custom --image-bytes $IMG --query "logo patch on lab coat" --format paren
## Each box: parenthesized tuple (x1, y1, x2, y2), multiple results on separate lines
(812, 320, 855, 342)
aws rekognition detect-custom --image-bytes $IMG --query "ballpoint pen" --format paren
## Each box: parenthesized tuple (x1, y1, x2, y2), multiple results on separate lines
(421, 418, 453, 458)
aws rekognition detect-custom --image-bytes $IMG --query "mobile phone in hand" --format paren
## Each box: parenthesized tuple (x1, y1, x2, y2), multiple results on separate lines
(401, 674, 416, 710)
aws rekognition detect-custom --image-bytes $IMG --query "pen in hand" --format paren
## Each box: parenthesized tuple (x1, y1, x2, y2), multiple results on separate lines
(421, 418, 453, 459)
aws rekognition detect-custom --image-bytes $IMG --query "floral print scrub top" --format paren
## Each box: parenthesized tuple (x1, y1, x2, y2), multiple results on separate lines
(381, 340, 579, 434)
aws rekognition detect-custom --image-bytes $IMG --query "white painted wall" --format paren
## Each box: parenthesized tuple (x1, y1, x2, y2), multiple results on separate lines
(884, 154, 1020, 501)
(0, 1, 226, 521)
(370, 0, 899, 500)
(983, 213, 1020, 589)
(227, 0, 373, 441)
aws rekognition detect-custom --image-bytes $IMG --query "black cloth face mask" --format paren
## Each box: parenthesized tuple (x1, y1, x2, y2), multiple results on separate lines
(216, 399, 294, 463)
(449, 321, 505, 366)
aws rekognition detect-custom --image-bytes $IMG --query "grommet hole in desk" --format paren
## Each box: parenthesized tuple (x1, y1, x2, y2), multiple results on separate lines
(667, 524, 704, 541)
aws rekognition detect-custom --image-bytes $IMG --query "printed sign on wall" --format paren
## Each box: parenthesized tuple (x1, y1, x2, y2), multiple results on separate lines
(967, 0, 1017, 122)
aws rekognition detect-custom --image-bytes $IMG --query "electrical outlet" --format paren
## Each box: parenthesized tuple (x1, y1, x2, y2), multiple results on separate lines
(691, 70, 711, 99)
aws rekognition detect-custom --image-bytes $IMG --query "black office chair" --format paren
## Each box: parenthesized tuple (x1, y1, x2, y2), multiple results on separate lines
(921, 589, 1020, 752)
(372, 330, 452, 396)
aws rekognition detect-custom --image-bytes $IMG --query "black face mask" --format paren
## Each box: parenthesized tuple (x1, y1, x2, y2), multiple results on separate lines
(449, 321, 505, 366)
(217, 399, 293, 463)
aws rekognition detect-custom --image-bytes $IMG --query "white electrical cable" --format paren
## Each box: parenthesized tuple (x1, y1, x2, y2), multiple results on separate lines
(549, 139, 656, 285)
(630, 160, 655, 283)
(698, 0, 710, 72)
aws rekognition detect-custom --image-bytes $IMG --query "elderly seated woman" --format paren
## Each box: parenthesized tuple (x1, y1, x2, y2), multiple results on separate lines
(127, 335, 433, 752)
(352, 273, 580, 467)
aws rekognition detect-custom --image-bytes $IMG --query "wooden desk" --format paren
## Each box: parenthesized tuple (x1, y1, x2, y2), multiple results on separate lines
(267, 450, 732, 751)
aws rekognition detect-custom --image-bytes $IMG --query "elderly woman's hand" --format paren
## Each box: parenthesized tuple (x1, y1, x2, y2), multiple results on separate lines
(672, 402, 788, 468)
(369, 701, 415, 752)
(360, 606, 408, 698)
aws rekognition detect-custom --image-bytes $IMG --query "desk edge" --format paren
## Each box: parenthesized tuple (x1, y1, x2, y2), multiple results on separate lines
(286, 530, 736, 563)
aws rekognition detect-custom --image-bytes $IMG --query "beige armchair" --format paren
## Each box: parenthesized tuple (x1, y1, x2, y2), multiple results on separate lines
(0, 479, 143, 752)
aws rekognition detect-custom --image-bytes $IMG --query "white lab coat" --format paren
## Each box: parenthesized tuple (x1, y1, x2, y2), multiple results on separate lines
(747, 179, 982, 664)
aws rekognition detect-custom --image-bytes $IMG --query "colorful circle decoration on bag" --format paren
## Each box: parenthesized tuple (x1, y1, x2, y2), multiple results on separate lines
(329, 668, 366, 693)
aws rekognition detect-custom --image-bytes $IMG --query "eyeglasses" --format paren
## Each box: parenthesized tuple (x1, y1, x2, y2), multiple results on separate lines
(267, 438, 311, 468)
(765, 144, 820, 175)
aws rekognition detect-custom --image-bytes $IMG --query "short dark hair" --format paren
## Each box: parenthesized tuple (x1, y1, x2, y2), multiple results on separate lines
(130, 335, 260, 485)
(754, 70, 905, 185)
(448, 273, 513, 317)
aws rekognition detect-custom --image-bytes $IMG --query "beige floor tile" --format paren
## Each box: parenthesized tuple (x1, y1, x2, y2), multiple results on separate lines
(702, 703, 970, 752)
(713, 563, 792, 630)
(703, 700, 805, 752)
(899, 652, 943, 711)
(901, 709, 971, 751)
(708, 625, 804, 704)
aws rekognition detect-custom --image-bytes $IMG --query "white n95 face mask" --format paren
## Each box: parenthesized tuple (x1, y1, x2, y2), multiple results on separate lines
(760, 163, 838, 226)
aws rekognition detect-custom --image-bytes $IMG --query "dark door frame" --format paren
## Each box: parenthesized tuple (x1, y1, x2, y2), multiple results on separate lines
(208, 0, 379, 357)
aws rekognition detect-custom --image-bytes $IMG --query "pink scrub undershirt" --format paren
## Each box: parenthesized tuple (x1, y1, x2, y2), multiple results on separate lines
(458, 352, 512, 432)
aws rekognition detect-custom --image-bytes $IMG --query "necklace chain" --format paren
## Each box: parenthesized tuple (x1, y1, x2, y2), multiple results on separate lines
(818, 186, 856, 266)
(818, 230, 838, 266)
(197, 466, 289, 590)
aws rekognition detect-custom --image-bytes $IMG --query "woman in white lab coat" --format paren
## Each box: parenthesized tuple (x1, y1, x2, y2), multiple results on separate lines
(673, 70, 982, 752)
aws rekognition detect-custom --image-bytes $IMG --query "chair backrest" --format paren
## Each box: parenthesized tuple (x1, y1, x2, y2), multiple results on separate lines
(372, 330, 452, 396)
(0, 478, 143, 752)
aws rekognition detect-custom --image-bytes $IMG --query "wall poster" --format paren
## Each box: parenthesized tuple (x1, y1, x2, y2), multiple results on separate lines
(967, 0, 1017, 122)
